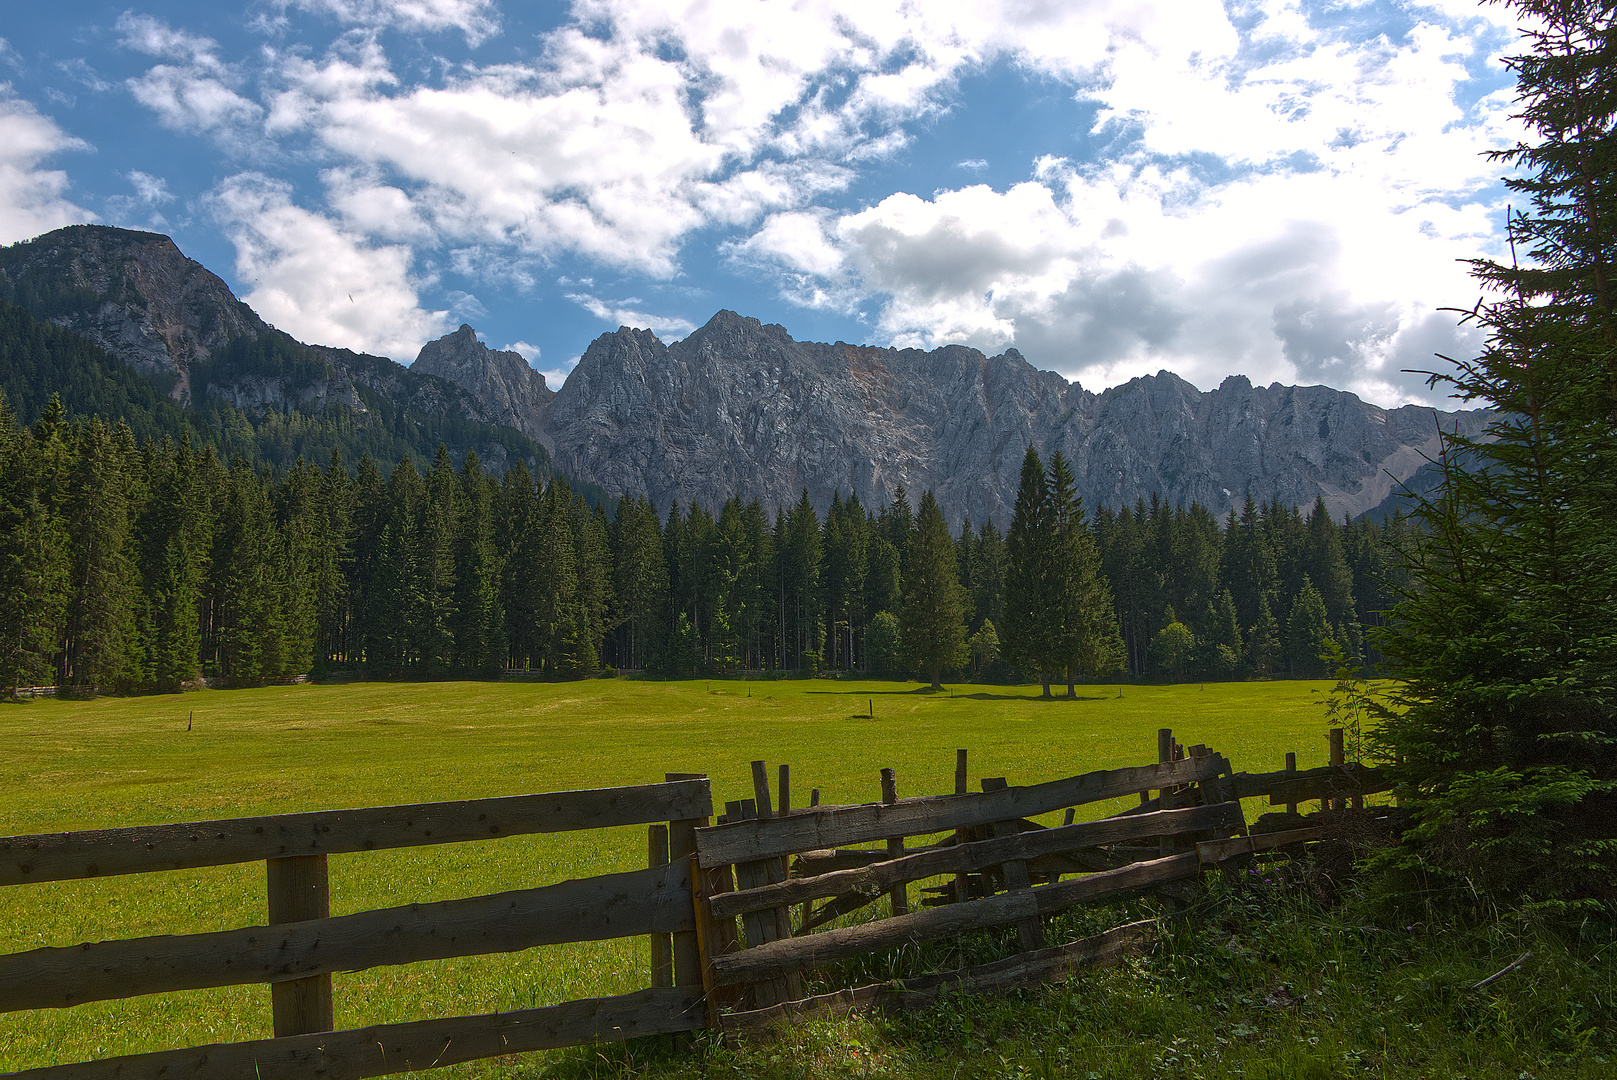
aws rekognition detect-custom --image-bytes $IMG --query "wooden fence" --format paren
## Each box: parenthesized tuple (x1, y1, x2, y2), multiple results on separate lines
(1, 729, 1392, 1075)
(0, 777, 714, 1079)
(687, 728, 1390, 1035)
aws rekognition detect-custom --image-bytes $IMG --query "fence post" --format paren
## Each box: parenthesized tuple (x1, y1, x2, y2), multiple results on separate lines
(1284, 752, 1298, 816)
(665, 772, 709, 1025)
(953, 749, 971, 903)
(1158, 728, 1174, 856)
(265, 854, 333, 1037)
(880, 768, 908, 916)
(1329, 728, 1345, 811)
(981, 777, 1045, 951)
(648, 823, 673, 989)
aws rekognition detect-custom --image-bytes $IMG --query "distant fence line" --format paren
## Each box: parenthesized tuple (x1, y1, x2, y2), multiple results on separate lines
(0, 728, 1391, 1078)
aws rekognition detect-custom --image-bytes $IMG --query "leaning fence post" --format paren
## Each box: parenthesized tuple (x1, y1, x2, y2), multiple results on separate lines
(265, 854, 333, 1037)
(981, 777, 1045, 951)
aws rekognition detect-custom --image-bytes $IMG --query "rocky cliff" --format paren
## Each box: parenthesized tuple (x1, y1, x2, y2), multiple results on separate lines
(547, 311, 1490, 525)
(0, 226, 540, 469)
(411, 325, 554, 442)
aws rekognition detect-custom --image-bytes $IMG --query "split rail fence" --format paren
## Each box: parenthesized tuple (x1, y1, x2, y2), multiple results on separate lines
(1, 729, 1391, 1077)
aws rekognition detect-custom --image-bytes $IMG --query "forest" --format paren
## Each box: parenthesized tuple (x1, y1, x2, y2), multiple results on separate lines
(0, 386, 1407, 694)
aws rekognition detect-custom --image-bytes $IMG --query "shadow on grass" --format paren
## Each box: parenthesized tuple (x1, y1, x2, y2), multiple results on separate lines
(810, 686, 1113, 703)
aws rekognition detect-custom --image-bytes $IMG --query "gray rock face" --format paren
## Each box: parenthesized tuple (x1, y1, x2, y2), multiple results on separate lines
(0, 225, 263, 403)
(411, 325, 554, 442)
(0, 225, 516, 433)
(548, 311, 1491, 525)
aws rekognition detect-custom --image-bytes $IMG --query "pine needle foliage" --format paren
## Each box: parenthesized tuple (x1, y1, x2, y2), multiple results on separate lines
(1371, 0, 1617, 916)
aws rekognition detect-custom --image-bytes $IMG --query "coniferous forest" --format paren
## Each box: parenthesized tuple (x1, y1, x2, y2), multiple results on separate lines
(0, 379, 1411, 694)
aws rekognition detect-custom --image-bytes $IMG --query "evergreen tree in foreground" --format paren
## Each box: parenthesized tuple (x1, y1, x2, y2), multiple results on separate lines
(1374, 0, 1617, 914)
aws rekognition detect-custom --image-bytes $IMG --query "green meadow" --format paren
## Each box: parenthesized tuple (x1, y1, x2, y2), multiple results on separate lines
(0, 677, 1338, 1075)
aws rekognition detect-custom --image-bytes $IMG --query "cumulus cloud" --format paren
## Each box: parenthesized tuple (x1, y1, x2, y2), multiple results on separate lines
(208, 172, 450, 361)
(728, 1, 1519, 404)
(285, 0, 501, 46)
(118, 13, 262, 135)
(565, 292, 696, 339)
(105, 169, 176, 229)
(0, 92, 92, 244)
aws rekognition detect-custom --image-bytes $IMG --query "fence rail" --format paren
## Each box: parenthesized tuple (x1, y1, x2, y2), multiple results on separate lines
(0, 779, 711, 885)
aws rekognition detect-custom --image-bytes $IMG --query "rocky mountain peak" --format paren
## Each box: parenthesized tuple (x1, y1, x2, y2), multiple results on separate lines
(411, 324, 554, 443)
(0, 224, 265, 401)
(543, 310, 1491, 525)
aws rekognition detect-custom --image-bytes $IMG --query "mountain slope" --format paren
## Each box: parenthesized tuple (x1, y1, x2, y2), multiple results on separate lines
(0, 226, 544, 472)
(548, 311, 1490, 525)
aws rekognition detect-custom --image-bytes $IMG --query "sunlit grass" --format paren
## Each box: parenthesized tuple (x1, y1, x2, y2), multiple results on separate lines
(0, 676, 1339, 1076)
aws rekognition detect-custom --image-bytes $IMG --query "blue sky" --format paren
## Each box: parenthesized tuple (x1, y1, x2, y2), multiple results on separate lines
(1, 0, 1523, 404)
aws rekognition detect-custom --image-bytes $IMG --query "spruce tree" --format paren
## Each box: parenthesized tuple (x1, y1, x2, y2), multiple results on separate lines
(1003, 446, 1059, 695)
(899, 490, 968, 689)
(1374, 0, 1617, 911)
(1048, 450, 1123, 694)
(61, 417, 139, 690)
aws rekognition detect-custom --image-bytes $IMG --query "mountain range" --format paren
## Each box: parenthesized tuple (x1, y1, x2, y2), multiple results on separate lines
(0, 225, 1488, 523)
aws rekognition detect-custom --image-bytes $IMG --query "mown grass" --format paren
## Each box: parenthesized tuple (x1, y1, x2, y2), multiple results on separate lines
(1, 676, 1334, 1075)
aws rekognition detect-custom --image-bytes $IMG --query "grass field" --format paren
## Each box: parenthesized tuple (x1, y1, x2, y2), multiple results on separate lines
(0, 676, 1339, 1075)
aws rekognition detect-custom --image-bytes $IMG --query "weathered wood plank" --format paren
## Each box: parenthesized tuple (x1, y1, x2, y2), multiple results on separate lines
(980, 777, 1042, 950)
(719, 919, 1162, 1034)
(1266, 767, 1389, 806)
(0, 863, 692, 1014)
(709, 853, 1200, 984)
(1222, 765, 1389, 804)
(1196, 827, 1324, 865)
(709, 804, 1237, 918)
(664, 772, 707, 997)
(0, 780, 713, 887)
(265, 854, 333, 1037)
(4, 986, 705, 1080)
(694, 758, 1224, 867)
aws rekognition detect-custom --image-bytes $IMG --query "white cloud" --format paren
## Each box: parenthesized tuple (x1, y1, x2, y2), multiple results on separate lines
(207, 172, 450, 361)
(505, 339, 540, 363)
(118, 14, 262, 135)
(285, 0, 501, 46)
(0, 92, 92, 245)
(565, 292, 696, 339)
(725, 1, 1521, 404)
(105, 168, 175, 229)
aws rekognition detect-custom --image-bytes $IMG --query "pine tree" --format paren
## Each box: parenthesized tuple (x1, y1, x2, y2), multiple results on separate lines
(1048, 451, 1123, 694)
(1003, 446, 1060, 696)
(1282, 580, 1331, 677)
(610, 494, 666, 672)
(0, 391, 69, 691)
(416, 445, 460, 675)
(1247, 593, 1281, 679)
(451, 451, 504, 675)
(899, 489, 969, 690)
(1373, 0, 1617, 911)
(61, 417, 140, 690)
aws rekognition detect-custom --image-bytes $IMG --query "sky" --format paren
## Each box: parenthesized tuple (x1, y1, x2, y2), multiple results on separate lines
(0, 0, 1527, 404)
